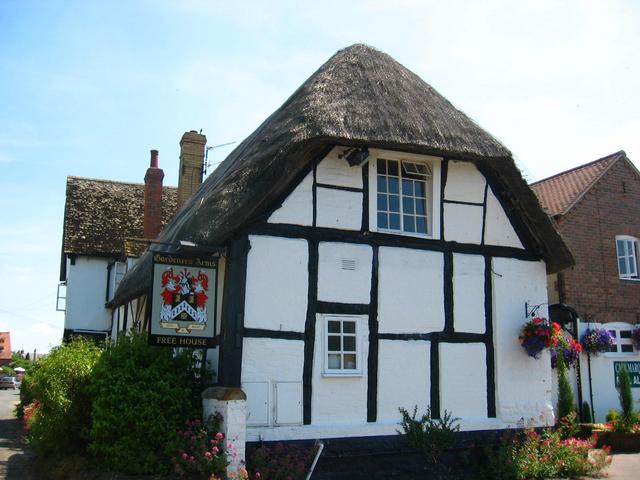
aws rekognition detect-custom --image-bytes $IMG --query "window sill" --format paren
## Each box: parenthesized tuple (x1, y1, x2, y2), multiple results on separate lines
(619, 277, 640, 282)
(322, 371, 363, 378)
(602, 352, 639, 358)
(376, 228, 435, 240)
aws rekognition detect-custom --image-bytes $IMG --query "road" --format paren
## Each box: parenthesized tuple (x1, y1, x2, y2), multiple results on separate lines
(0, 388, 36, 479)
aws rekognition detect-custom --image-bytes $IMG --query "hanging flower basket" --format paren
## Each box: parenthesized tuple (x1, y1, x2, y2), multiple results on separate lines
(580, 328, 615, 356)
(520, 317, 560, 359)
(632, 326, 640, 351)
(551, 336, 582, 369)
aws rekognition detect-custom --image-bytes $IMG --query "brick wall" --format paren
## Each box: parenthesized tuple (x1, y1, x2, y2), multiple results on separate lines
(556, 159, 640, 324)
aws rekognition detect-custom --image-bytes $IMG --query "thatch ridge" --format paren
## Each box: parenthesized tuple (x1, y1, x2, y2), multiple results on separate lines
(113, 44, 572, 305)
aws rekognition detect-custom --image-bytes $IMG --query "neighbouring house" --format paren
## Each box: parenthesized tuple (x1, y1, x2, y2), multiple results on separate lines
(59, 131, 207, 341)
(111, 44, 573, 443)
(531, 151, 640, 421)
(0, 332, 11, 366)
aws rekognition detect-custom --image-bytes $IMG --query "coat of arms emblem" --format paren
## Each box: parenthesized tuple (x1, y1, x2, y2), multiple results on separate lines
(159, 267, 209, 333)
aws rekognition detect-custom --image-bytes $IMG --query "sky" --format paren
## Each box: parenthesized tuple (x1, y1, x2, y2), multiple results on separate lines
(1, 0, 639, 353)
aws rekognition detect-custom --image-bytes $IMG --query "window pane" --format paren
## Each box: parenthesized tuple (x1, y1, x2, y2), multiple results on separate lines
(377, 175, 387, 193)
(328, 354, 341, 369)
(389, 195, 400, 212)
(609, 330, 617, 338)
(387, 160, 399, 176)
(344, 354, 357, 369)
(328, 335, 341, 351)
(328, 321, 340, 333)
(621, 330, 632, 339)
(403, 196, 414, 214)
(343, 336, 356, 351)
(617, 239, 626, 255)
(415, 198, 425, 215)
(389, 214, 400, 230)
(619, 258, 628, 276)
(378, 212, 388, 229)
(403, 215, 415, 232)
(388, 177, 399, 194)
(402, 179, 413, 196)
(377, 193, 387, 211)
(377, 159, 387, 174)
(416, 217, 427, 234)
(622, 344, 634, 352)
(415, 182, 425, 198)
(343, 322, 356, 333)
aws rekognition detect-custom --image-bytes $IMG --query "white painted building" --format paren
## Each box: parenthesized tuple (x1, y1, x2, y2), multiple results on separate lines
(112, 44, 573, 442)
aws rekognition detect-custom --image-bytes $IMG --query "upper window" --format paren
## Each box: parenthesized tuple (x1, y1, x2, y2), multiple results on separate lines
(370, 150, 440, 238)
(616, 236, 639, 279)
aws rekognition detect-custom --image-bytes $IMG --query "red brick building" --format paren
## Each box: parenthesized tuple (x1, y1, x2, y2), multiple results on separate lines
(531, 151, 640, 326)
(0, 332, 12, 366)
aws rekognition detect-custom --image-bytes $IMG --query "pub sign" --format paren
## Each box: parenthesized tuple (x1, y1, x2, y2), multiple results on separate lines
(149, 253, 217, 348)
(614, 362, 640, 389)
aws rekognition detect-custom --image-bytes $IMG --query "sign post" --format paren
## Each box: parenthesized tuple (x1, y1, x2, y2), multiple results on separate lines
(149, 252, 218, 348)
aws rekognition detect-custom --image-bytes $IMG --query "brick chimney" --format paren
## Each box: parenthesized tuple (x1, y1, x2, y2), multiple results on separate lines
(144, 149, 164, 239)
(177, 130, 207, 210)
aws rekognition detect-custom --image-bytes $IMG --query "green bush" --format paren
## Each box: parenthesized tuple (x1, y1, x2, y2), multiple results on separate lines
(25, 338, 102, 456)
(556, 357, 576, 420)
(398, 405, 460, 464)
(581, 401, 592, 423)
(618, 365, 634, 420)
(606, 408, 619, 422)
(89, 331, 197, 474)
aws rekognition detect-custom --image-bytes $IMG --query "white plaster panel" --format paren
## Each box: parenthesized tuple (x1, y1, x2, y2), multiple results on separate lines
(268, 172, 313, 225)
(318, 242, 372, 304)
(440, 343, 487, 418)
(443, 203, 483, 244)
(484, 189, 524, 249)
(316, 147, 363, 189)
(316, 187, 363, 231)
(241, 337, 305, 382)
(377, 340, 430, 422)
(244, 236, 308, 332)
(378, 248, 445, 333)
(444, 160, 486, 203)
(492, 258, 553, 425)
(453, 254, 485, 334)
(66, 256, 112, 331)
(312, 314, 369, 424)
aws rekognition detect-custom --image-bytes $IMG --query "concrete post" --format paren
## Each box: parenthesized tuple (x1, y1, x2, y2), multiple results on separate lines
(202, 387, 247, 474)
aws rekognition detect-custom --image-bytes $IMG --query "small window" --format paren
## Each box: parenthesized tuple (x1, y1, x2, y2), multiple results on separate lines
(324, 316, 362, 375)
(607, 328, 636, 354)
(616, 236, 639, 279)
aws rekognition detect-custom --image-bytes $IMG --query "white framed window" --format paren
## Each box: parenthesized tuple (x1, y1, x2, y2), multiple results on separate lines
(616, 236, 639, 279)
(368, 149, 441, 238)
(600, 322, 638, 356)
(323, 315, 364, 376)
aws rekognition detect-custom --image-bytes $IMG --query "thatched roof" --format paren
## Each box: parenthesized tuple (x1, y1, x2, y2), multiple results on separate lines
(113, 44, 573, 306)
(60, 177, 177, 279)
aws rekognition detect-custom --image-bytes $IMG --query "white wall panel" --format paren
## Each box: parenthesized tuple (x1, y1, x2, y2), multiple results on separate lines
(378, 248, 444, 333)
(377, 340, 430, 421)
(268, 172, 313, 225)
(275, 382, 303, 425)
(312, 314, 368, 424)
(316, 147, 363, 189)
(316, 187, 363, 231)
(318, 242, 372, 304)
(493, 258, 553, 426)
(241, 337, 305, 382)
(440, 343, 487, 418)
(244, 236, 308, 332)
(453, 253, 485, 334)
(484, 189, 524, 249)
(243, 381, 270, 426)
(443, 203, 483, 244)
(444, 160, 486, 203)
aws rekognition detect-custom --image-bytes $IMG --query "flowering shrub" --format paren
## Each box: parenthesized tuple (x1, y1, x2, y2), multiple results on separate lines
(520, 317, 560, 358)
(22, 400, 40, 432)
(172, 418, 229, 477)
(551, 336, 582, 369)
(248, 442, 315, 480)
(580, 328, 615, 355)
(490, 429, 610, 479)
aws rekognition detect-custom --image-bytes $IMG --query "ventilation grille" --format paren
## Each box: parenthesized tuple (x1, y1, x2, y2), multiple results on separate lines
(341, 258, 357, 271)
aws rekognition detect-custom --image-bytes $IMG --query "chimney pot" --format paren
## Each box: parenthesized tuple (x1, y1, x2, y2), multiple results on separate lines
(150, 149, 159, 168)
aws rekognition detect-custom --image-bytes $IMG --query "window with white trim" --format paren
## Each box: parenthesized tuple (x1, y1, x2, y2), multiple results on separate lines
(324, 316, 361, 375)
(606, 328, 636, 354)
(616, 236, 639, 279)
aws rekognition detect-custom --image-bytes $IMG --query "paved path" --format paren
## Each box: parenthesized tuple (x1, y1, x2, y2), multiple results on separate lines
(603, 453, 640, 480)
(0, 389, 37, 479)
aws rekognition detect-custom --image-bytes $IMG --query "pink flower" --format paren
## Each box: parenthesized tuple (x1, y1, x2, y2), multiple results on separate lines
(215, 432, 224, 440)
(181, 452, 188, 460)
(212, 446, 220, 453)
(227, 442, 233, 449)
(204, 451, 212, 458)
(256, 473, 261, 479)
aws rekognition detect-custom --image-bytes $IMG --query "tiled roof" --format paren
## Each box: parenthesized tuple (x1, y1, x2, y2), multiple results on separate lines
(530, 151, 625, 216)
(62, 177, 177, 257)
